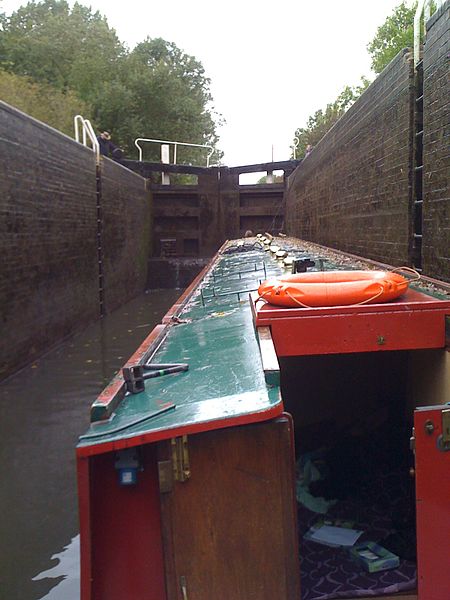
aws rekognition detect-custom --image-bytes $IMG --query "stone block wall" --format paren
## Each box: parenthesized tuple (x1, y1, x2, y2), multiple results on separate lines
(422, 1, 450, 280)
(285, 49, 415, 267)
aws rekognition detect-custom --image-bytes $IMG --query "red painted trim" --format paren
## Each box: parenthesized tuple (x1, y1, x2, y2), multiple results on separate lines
(88, 448, 167, 600)
(269, 310, 448, 356)
(414, 407, 450, 599)
(254, 288, 450, 323)
(252, 289, 450, 357)
(77, 456, 92, 600)
(77, 402, 284, 458)
(91, 324, 168, 421)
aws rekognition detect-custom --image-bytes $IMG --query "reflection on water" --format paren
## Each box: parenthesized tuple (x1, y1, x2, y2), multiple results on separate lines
(0, 289, 181, 600)
(33, 536, 80, 598)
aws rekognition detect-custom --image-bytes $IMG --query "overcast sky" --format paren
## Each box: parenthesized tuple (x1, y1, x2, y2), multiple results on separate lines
(2, 0, 410, 167)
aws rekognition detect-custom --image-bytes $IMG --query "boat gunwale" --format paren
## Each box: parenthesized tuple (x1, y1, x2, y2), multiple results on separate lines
(88, 243, 228, 424)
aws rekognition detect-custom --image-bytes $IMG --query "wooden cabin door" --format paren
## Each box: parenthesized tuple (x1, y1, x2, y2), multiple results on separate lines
(414, 406, 450, 600)
(157, 416, 300, 600)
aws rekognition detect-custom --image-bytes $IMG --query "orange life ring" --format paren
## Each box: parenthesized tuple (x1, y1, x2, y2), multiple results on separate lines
(258, 270, 411, 308)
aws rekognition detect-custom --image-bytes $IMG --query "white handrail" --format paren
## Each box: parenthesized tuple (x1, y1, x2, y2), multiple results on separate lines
(74, 115, 100, 164)
(134, 137, 214, 167)
(292, 137, 300, 160)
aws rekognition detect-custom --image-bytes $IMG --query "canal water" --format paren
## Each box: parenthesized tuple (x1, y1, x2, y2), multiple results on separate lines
(0, 289, 181, 600)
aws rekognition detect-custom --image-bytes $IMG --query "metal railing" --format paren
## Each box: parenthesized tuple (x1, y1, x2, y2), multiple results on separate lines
(74, 115, 100, 163)
(134, 137, 215, 166)
(292, 137, 300, 160)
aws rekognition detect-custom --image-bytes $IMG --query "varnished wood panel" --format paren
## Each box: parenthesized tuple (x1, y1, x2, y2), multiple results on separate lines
(159, 416, 300, 600)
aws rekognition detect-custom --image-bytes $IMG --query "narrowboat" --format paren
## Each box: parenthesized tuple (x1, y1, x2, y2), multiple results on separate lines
(77, 235, 450, 600)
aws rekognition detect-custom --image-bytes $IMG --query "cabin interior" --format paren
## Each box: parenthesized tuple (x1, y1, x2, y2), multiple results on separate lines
(280, 346, 449, 600)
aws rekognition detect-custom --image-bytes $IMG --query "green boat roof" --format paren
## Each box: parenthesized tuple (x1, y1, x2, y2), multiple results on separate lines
(77, 244, 284, 454)
(77, 237, 449, 456)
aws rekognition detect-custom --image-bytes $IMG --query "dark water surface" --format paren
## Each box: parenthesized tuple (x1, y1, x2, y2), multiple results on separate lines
(0, 289, 181, 600)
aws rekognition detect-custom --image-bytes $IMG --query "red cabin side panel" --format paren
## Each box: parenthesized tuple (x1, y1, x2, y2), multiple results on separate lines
(79, 444, 166, 600)
(415, 406, 450, 600)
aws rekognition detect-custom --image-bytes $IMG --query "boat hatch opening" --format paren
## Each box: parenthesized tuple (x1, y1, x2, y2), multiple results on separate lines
(279, 347, 449, 600)
(252, 278, 449, 600)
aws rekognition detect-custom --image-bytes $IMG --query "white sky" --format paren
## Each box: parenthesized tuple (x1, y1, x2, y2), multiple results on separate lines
(2, 0, 410, 167)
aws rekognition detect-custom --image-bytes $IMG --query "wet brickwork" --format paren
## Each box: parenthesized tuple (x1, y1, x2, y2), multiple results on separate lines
(285, 49, 415, 268)
(422, 1, 450, 281)
(101, 160, 151, 313)
(0, 102, 151, 379)
(286, 9, 449, 284)
(0, 103, 99, 378)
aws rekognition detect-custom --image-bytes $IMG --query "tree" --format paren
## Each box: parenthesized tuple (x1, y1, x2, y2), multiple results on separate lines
(0, 2, 223, 162)
(293, 79, 369, 159)
(257, 174, 284, 184)
(0, 0, 124, 102)
(0, 68, 91, 134)
(367, 2, 418, 74)
(101, 37, 222, 161)
(291, 2, 434, 159)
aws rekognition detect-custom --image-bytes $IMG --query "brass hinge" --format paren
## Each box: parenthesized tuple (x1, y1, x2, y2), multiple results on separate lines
(442, 409, 450, 444)
(171, 435, 190, 482)
(158, 435, 190, 492)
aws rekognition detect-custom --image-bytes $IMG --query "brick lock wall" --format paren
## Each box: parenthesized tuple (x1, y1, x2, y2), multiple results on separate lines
(422, 1, 450, 282)
(0, 102, 151, 379)
(101, 159, 151, 313)
(0, 102, 99, 378)
(285, 49, 415, 267)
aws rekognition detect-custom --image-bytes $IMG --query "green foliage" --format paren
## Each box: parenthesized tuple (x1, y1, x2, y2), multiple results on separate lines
(0, 67, 91, 135)
(291, 1, 434, 158)
(0, 1, 124, 100)
(367, 2, 417, 74)
(257, 174, 284, 184)
(97, 37, 222, 160)
(293, 79, 369, 159)
(0, 0, 222, 161)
